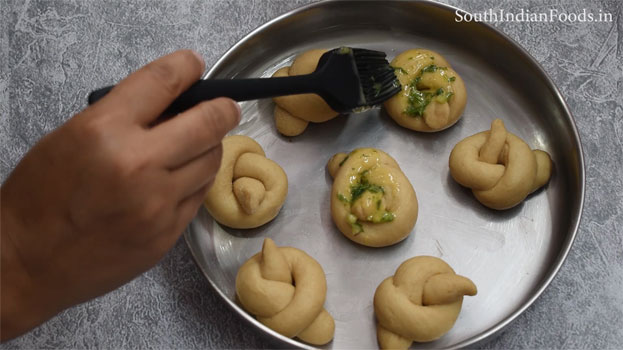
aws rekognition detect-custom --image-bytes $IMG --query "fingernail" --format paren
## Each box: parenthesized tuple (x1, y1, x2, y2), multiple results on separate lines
(231, 100, 242, 122)
(191, 50, 205, 67)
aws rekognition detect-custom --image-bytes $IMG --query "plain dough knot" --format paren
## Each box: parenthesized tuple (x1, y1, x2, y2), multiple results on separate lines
(235, 238, 335, 345)
(232, 176, 266, 215)
(449, 119, 553, 210)
(272, 49, 340, 136)
(204, 135, 288, 228)
(374, 256, 477, 348)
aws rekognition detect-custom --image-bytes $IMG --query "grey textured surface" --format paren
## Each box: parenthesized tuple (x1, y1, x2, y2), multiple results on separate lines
(1, 0, 622, 349)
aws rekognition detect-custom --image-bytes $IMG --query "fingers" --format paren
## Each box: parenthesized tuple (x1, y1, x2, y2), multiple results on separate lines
(175, 183, 212, 233)
(171, 144, 223, 199)
(157, 177, 213, 254)
(150, 98, 240, 168)
(148, 181, 209, 262)
(94, 50, 205, 125)
(147, 175, 214, 259)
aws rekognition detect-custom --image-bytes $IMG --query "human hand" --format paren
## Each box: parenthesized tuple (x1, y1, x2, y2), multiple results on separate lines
(0, 50, 240, 340)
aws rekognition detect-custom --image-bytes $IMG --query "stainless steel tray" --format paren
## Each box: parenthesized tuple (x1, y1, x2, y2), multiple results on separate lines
(184, 1, 584, 348)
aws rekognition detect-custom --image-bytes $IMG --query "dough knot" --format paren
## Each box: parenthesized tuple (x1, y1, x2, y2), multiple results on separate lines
(384, 49, 467, 132)
(374, 256, 477, 348)
(449, 119, 552, 209)
(272, 49, 339, 136)
(236, 238, 335, 345)
(204, 135, 288, 228)
(328, 148, 418, 247)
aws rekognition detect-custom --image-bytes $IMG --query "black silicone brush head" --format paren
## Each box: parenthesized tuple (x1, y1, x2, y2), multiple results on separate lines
(315, 47, 401, 113)
(351, 48, 402, 107)
(88, 47, 401, 116)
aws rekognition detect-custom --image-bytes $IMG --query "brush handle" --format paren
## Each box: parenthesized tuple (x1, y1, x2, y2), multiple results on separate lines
(87, 73, 324, 115)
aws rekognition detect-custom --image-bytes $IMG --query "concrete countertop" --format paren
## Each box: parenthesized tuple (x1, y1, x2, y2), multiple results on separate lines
(2, 0, 621, 348)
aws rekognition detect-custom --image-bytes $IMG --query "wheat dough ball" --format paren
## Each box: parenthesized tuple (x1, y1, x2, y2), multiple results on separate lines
(236, 238, 335, 345)
(327, 148, 418, 247)
(204, 135, 288, 228)
(272, 49, 340, 136)
(374, 256, 477, 348)
(449, 118, 553, 210)
(384, 48, 467, 132)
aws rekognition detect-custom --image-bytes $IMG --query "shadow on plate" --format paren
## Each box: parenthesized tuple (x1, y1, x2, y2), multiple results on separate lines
(444, 171, 526, 222)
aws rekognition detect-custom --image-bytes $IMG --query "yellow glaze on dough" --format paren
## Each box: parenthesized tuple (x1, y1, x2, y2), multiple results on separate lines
(384, 49, 467, 132)
(204, 135, 287, 228)
(236, 238, 335, 345)
(374, 256, 477, 348)
(272, 49, 340, 136)
(449, 119, 553, 210)
(327, 148, 418, 247)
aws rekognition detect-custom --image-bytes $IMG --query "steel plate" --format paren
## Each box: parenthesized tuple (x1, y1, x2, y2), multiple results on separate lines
(184, 1, 585, 348)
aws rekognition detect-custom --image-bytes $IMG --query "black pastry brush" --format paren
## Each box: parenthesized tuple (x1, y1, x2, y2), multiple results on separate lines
(87, 47, 401, 114)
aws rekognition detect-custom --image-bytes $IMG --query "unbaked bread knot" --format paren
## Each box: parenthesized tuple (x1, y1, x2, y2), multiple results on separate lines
(374, 256, 477, 348)
(448, 119, 553, 210)
(384, 49, 467, 132)
(272, 49, 340, 136)
(327, 148, 418, 247)
(235, 238, 335, 345)
(204, 135, 287, 228)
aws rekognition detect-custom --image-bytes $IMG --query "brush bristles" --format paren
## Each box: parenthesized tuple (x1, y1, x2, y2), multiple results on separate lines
(352, 49, 401, 106)
(352, 48, 387, 59)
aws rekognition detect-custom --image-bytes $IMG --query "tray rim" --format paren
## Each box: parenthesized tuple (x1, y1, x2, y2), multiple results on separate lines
(184, 0, 586, 348)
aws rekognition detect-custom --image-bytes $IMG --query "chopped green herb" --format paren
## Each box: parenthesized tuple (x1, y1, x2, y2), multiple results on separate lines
(338, 47, 352, 55)
(350, 183, 384, 203)
(391, 66, 408, 75)
(449, 76, 456, 82)
(347, 169, 384, 203)
(404, 64, 453, 117)
(347, 214, 363, 234)
(342, 167, 395, 232)
(422, 64, 438, 73)
(380, 212, 395, 222)
(430, 56, 435, 60)
(373, 82, 382, 97)
(337, 193, 349, 203)
(435, 91, 454, 103)
(347, 214, 358, 224)
(352, 222, 363, 234)
(405, 87, 430, 117)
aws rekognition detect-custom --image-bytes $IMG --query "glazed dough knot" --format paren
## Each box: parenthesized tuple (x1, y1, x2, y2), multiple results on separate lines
(204, 135, 288, 228)
(449, 119, 552, 210)
(327, 148, 418, 247)
(374, 256, 477, 348)
(236, 238, 335, 345)
(272, 49, 339, 136)
(384, 49, 467, 132)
